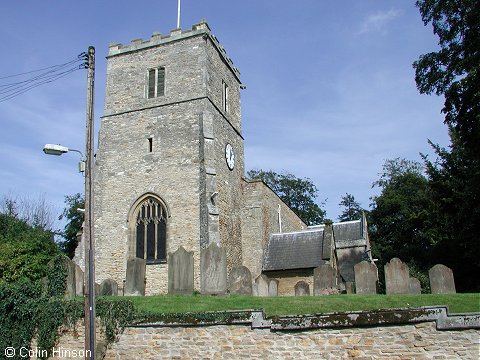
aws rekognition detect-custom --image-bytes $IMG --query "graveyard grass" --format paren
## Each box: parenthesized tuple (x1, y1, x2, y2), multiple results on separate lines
(107, 293, 479, 317)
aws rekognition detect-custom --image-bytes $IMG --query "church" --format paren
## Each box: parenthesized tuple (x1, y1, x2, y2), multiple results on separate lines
(75, 21, 371, 296)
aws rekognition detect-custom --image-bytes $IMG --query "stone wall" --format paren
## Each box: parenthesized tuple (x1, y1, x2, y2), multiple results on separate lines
(38, 319, 479, 360)
(241, 180, 307, 279)
(263, 269, 314, 296)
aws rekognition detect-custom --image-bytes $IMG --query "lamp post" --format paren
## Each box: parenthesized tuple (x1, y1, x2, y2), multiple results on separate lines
(43, 142, 94, 359)
(42, 45, 96, 360)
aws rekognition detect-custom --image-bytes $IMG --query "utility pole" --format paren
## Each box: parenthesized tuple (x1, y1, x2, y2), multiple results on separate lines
(84, 46, 96, 360)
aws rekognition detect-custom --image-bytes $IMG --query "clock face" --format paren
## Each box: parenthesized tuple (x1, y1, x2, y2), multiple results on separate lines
(225, 143, 235, 170)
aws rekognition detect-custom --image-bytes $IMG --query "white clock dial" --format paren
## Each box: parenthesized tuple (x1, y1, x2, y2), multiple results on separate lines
(225, 143, 235, 170)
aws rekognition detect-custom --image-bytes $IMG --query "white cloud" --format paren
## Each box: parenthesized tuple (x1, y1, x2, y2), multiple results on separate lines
(358, 9, 403, 35)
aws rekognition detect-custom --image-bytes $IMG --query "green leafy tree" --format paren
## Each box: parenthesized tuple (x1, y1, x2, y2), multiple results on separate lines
(58, 193, 84, 259)
(413, 0, 480, 155)
(413, 0, 480, 291)
(0, 212, 59, 283)
(338, 193, 363, 222)
(247, 169, 326, 225)
(369, 159, 438, 274)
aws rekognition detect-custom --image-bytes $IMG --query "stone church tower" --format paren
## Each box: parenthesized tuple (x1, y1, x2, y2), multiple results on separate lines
(93, 21, 245, 294)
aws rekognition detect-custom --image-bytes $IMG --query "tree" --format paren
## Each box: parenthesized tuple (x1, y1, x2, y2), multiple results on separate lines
(0, 212, 59, 283)
(413, 0, 480, 291)
(58, 193, 84, 259)
(369, 159, 438, 272)
(0, 194, 57, 231)
(338, 193, 363, 222)
(413, 0, 480, 156)
(247, 169, 326, 225)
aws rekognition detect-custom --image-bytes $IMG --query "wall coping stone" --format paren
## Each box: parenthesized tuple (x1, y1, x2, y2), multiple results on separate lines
(128, 306, 479, 331)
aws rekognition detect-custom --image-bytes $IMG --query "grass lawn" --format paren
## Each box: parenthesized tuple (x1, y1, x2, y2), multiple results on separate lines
(108, 293, 480, 317)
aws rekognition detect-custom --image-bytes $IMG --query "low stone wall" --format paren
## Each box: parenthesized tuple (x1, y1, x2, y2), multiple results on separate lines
(104, 322, 478, 359)
(32, 307, 479, 359)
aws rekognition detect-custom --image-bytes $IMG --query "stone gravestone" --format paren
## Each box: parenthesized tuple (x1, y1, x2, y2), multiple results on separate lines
(94, 282, 101, 296)
(99, 278, 119, 296)
(75, 264, 84, 296)
(429, 264, 456, 294)
(409, 277, 422, 294)
(228, 265, 252, 295)
(294, 281, 310, 296)
(201, 243, 227, 295)
(384, 258, 410, 295)
(354, 261, 378, 295)
(268, 279, 279, 296)
(254, 274, 269, 297)
(125, 257, 146, 296)
(313, 264, 336, 295)
(345, 282, 355, 294)
(63, 257, 76, 299)
(168, 246, 194, 295)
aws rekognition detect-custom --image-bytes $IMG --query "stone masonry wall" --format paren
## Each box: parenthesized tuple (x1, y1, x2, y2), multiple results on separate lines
(39, 321, 479, 359)
(242, 180, 307, 279)
(94, 22, 244, 294)
(203, 35, 244, 272)
(94, 101, 204, 295)
(264, 269, 314, 296)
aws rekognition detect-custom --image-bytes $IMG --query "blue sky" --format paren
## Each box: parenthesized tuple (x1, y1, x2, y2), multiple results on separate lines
(0, 1, 449, 227)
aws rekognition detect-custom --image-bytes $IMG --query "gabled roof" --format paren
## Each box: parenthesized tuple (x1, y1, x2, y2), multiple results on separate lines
(263, 230, 325, 271)
(308, 219, 366, 248)
(263, 217, 369, 273)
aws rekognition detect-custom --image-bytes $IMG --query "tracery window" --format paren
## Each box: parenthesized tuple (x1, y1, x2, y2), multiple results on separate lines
(135, 198, 167, 263)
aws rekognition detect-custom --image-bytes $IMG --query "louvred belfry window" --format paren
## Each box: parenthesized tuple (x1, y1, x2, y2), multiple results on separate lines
(147, 67, 165, 98)
(135, 198, 167, 263)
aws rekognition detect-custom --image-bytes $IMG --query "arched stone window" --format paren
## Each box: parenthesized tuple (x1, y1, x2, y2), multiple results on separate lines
(135, 197, 167, 263)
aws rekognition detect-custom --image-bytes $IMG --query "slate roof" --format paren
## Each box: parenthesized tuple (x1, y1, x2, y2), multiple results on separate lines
(263, 230, 325, 271)
(333, 220, 363, 242)
(263, 218, 369, 272)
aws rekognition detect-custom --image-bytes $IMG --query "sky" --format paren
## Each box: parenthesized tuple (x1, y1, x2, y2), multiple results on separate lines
(0, 0, 449, 229)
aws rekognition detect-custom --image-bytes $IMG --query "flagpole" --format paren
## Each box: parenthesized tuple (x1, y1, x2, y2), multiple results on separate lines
(177, 0, 181, 28)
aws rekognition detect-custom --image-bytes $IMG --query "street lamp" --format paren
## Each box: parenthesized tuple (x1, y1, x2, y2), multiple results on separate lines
(43, 141, 95, 359)
(43, 144, 86, 172)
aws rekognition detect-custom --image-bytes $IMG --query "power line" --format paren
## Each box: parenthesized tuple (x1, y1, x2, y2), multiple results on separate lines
(0, 53, 87, 103)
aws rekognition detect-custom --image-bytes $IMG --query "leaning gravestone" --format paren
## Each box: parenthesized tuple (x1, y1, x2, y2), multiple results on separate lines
(268, 279, 279, 296)
(168, 246, 194, 295)
(254, 274, 269, 297)
(354, 261, 378, 295)
(61, 257, 76, 299)
(125, 257, 146, 296)
(384, 258, 410, 295)
(201, 243, 227, 295)
(228, 265, 252, 295)
(75, 264, 84, 296)
(313, 264, 336, 295)
(99, 278, 118, 296)
(429, 264, 456, 294)
(409, 277, 422, 294)
(294, 281, 310, 296)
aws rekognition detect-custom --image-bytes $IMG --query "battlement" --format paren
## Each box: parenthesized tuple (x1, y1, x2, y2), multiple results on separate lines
(107, 20, 240, 80)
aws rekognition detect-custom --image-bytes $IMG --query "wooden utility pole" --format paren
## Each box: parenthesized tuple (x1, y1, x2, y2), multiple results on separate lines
(84, 45, 96, 360)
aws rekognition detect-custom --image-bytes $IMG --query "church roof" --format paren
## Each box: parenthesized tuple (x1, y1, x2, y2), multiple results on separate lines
(263, 230, 325, 271)
(263, 218, 369, 273)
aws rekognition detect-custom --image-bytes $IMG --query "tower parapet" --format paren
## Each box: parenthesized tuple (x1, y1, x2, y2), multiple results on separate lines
(108, 20, 240, 81)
